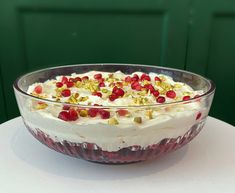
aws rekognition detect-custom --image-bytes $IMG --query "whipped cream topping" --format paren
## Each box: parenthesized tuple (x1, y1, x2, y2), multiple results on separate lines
(27, 71, 202, 106)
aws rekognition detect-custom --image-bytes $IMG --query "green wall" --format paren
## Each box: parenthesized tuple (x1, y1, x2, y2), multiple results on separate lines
(0, 0, 234, 125)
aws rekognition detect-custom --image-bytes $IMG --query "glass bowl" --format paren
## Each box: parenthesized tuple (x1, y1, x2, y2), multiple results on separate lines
(13, 64, 215, 164)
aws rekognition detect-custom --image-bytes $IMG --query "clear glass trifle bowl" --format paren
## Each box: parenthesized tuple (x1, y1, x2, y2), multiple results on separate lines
(13, 64, 215, 164)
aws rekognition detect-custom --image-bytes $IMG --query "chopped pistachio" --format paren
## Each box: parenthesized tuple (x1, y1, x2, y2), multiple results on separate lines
(138, 90, 147, 96)
(134, 117, 142, 124)
(74, 93, 79, 98)
(155, 81, 161, 86)
(35, 102, 48, 110)
(108, 117, 119, 125)
(55, 87, 64, 92)
(55, 98, 61, 102)
(123, 82, 129, 86)
(159, 89, 167, 95)
(160, 82, 172, 90)
(174, 83, 183, 89)
(159, 75, 166, 81)
(101, 88, 108, 93)
(143, 80, 150, 85)
(67, 95, 78, 104)
(124, 93, 131, 97)
(78, 96, 89, 102)
(145, 110, 153, 119)
(79, 109, 88, 117)
(75, 81, 82, 88)
(183, 91, 192, 96)
(142, 98, 149, 104)
(175, 96, 181, 101)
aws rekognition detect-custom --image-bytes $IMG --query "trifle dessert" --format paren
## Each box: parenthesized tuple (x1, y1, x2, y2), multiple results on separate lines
(14, 64, 215, 163)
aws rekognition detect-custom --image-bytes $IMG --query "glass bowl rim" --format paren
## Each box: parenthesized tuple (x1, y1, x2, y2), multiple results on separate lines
(13, 63, 216, 109)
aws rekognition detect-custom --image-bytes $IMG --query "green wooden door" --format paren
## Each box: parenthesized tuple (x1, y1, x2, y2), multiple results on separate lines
(186, 0, 235, 125)
(0, 0, 190, 122)
(0, 67, 7, 123)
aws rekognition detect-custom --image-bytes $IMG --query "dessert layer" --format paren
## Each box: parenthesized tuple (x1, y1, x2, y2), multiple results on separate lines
(19, 71, 207, 151)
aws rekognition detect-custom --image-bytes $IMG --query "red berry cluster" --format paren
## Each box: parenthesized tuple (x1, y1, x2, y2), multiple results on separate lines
(109, 86, 125, 101)
(55, 76, 84, 97)
(58, 108, 79, 121)
(124, 73, 178, 104)
(94, 73, 105, 85)
(58, 105, 111, 122)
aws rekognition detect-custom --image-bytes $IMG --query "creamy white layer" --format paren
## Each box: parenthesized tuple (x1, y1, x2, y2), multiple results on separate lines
(22, 103, 207, 151)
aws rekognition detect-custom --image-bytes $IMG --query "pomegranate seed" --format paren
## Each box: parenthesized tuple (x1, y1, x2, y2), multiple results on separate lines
(61, 89, 71, 97)
(135, 85, 142, 91)
(98, 78, 105, 83)
(69, 78, 75, 82)
(94, 104, 101, 106)
(109, 93, 118, 101)
(144, 84, 155, 93)
(82, 76, 89, 81)
(68, 108, 79, 121)
(56, 82, 63, 88)
(117, 109, 129, 116)
(196, 112, 202, 120)
(37, 101, 45, 105)
(88, 108, 99, 117)
(131, 82, 140, 90)
(75, 77, 82, 82)
(144, 76, 151, 81)
(66, 81, 74, 88)
(125, 76, 132, 82)
(152, 90, 160, 97)
(166, 90, 176, 99)
(94, 73, 102, 79)
(99, 82, 105, 87)
(133, 74, 139, 80)
(183, 96, 190, 101)
(113, 88, 125, 97)
(34, 85, 42, 94)
(58, 111, 69, 121)
(112, 86, 118, 93)
(154, 76, 161, 82)
(92, 92, 102, 98)
(63, 105, 70, 110)
(156, 96, 165, 103)
(140, 74, 146, 80)
(99, 110, 110, 119)
(131, 77, 139, 82)
(116, 82, 123, 88)
(61, 76, 68, 84)
(141, 74, 151, 81)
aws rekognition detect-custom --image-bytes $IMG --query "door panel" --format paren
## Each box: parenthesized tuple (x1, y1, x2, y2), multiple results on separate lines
(186, 0, 235, 125)
(21, 11, 164, 68)
(0, 0, 190, 121)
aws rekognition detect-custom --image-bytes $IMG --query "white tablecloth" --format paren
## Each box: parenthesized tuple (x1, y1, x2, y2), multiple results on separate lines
(0, 116, 234, 193)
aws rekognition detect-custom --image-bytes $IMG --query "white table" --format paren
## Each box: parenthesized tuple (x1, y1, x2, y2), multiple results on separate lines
(0, 116, 234, 193)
